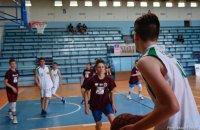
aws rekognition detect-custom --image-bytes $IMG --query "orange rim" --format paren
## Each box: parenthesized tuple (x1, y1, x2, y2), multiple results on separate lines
(29, 21, 47, 28)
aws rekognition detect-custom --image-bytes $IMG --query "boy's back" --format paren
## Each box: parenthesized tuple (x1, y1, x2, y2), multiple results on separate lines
(143, 44, 200, 129)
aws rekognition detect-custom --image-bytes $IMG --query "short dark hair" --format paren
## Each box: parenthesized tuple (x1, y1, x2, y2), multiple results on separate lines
(52, 62, 58, 65)
(95, 59, 105, 67)
(38, 57, 45, 62)
(135, 59, 139, 64)
(9, 58, 16, 64)
(134, 12, 160, 42)
(87, 62, 92, 66)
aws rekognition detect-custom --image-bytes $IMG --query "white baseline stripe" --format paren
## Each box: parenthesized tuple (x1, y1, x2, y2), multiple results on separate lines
(28, 122, 110, 130)
(27, 102, 81, 120)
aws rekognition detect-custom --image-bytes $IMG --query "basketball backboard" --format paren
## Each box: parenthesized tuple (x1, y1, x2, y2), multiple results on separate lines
(0, 0, 28, 28)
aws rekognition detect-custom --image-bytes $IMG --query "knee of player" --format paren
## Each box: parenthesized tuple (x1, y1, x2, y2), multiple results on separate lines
(10, 102, 16, 112)
(96, 122, 102, 128)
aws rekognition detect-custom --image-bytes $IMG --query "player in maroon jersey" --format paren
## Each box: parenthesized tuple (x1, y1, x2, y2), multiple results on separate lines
(81, 62, 94, 104)
(84, 59, 117, 130)
(4, 59, 20, 124)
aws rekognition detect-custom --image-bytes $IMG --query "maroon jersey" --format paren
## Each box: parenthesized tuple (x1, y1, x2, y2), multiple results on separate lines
(85, 75, 116, 110)
(5, 69, 19, 102)
(129, 67, 139, 84)
(81, 69, 94, 88)
(83, 69, 94, 79)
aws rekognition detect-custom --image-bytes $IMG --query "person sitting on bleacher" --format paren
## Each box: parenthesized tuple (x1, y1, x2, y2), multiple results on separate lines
(82, 24, 87, 33)
(176, 34, 184, 43)
(67, 23, 74, 33)
(76, 23, 82, 33)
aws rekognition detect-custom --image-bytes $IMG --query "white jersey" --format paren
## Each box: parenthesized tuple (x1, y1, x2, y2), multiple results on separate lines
(143, 45, 200, 130)
(36, 65, 53, 90)
(51, 69, 60, 85)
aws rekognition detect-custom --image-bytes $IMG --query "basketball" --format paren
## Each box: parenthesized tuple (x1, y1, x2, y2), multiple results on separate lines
(110, 113, 142, 130)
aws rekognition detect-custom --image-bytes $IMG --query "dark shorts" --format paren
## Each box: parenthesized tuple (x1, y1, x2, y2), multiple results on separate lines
(6, 87, 18, 102)
(81, 79, 89, 88)
(91, 104, 114, 122)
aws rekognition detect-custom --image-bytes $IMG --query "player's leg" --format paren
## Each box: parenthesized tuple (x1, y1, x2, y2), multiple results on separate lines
(136, 81, 144, 100)
(92, 110, 103, 130)
(43, 88, 52, 116)
(40, 97, 45, 115)
(10, 102, 18, 124)
(127, 84, 134, 99)
(107, 114, 115, 123)
(6, 89, 15, 121)
(7, 93, 13, 120)
(44, 97, 49, 110)
(95, 121, 102, 130)
(104, 104, 115, 123)
(81, 87, 85, 104)
(8, 103, 13, 120)
(8, 91, 18, 124)
(40, 89, 46, 116)
(42, 97, 49, 117)
(52, 84, 65, 104)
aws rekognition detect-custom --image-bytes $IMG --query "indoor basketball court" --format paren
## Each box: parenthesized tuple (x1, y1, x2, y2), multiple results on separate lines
(0, 0, 200, 130)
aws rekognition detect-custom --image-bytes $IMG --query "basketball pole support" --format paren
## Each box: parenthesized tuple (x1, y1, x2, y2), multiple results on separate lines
(0, 0, 28, 28)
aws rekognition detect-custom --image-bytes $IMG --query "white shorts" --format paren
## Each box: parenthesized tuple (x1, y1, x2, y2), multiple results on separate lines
(52, 83, 59, 95)
(40, 88, 52, 98)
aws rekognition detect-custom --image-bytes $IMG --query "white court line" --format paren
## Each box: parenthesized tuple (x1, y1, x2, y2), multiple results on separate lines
(28, 122, 110, 130)
(68, 96, 81, 98)
(115, 91, 152, 100)
(27, 102, 81, 120)
(34, 101, 69, 104)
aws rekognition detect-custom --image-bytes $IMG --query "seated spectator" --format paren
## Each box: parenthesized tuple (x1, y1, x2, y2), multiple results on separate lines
(67, 23, 74, 32)
(76, 23, 82, 33)
(82, 24, 87, 33)
(176, 34, 184, 42)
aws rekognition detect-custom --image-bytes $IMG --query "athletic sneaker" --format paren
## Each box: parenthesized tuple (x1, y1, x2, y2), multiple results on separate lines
(12, 116, 18, 124)
(43, 111, 47, 117)
(61, 97, 66, 104)
(8, 111, 13, 120)
(127, 95, 132, 100)
(139, 94, 144, 100)
(41, 109, 45, 116)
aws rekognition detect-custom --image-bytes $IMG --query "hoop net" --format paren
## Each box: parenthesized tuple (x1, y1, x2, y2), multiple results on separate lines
(29, 21, 47, 34)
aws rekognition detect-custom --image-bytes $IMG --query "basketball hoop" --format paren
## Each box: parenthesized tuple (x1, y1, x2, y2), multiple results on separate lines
(29, 21, 47, 34)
